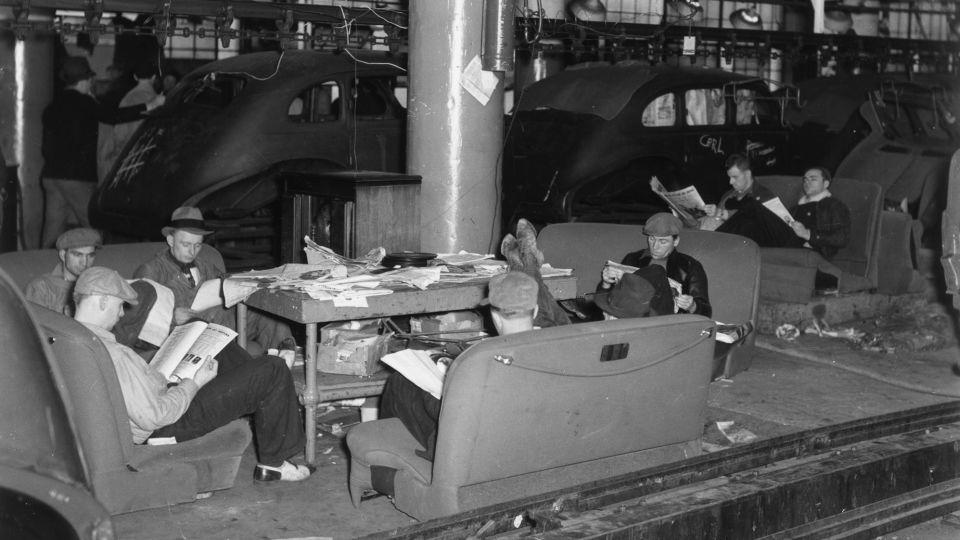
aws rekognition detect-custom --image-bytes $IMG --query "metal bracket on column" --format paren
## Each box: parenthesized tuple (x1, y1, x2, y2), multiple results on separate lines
(275, 8, 294, 50)
(11, 0, 29, 39)
(216, 3, 234, 49)
(155, 0, 173, 48)
(83, 0, 103, 46)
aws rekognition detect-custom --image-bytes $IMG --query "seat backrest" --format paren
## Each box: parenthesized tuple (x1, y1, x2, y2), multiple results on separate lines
(431, 315, 715, 488)
(758, 175, 882, 282)
(0, 242, 224, 292)
(538, 223, 759, 327)
(29, 305, 135, 473)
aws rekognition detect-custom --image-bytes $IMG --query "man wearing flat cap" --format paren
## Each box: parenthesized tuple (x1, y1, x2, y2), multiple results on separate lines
(26, 227, 102, 316)
(134, 206, 295, 355)
(74, 266, 311, 482)
(600, 212, 712, 317)
(40, 56, 165, 248)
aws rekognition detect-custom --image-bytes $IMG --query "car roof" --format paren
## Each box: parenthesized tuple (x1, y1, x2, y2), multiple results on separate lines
(185, 50, 404, 89)
(514, 63, 764, 120)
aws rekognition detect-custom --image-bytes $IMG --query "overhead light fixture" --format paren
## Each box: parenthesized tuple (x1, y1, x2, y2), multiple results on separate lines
(567, 0, 607, 22)
(823, 1, 853, 34)
(729, 4, 762, 30)
(669, 0, 703, 19)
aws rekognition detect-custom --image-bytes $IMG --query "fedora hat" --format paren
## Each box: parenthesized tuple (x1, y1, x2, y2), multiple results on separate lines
(161, 206, 213, 237)
(594, 265, 673, 319)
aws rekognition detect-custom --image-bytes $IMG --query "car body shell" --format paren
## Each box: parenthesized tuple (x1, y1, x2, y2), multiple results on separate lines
(501, 64, 796, 227)
(0, 270, 113, 539)
(90, 51, 406, 239)
(785, 74, 959, 247)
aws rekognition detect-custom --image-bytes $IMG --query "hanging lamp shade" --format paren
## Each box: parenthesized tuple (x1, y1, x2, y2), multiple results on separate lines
(729, 5, 763, 30)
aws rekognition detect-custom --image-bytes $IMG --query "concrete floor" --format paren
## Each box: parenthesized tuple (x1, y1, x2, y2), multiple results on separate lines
(110, 299, 960, 539)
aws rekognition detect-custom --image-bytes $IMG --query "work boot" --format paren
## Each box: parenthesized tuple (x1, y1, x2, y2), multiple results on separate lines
(515, 218, 544, 278)
(501, 233, 524, 272)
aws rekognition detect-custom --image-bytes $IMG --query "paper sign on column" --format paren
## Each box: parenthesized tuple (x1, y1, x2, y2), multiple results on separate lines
(460, 55, 500, 106)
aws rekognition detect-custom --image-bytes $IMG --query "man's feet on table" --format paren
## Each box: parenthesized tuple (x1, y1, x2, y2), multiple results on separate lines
(253, 460, 314, 482)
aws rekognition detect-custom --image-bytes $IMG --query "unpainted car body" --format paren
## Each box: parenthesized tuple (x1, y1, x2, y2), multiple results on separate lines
(501, 64, 796, 228)
(785, 74, 959, 247)
(90, 51, 406, 240)
(0, 270, 113, 539)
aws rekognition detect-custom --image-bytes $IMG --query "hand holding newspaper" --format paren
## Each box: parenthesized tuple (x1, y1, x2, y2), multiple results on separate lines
(190, 278, 261, 311)
(649, 176, 707, 228)
(149, 321, 238, 383)
(761, 197, 795, 224)
(379, 349, 445, 400)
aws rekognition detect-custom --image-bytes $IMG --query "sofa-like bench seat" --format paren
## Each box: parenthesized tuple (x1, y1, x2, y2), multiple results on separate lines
(347, 314, 716, 520)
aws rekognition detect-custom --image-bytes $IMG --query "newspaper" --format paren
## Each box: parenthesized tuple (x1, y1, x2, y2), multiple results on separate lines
(190, 278, 261, 311)
(649, 176, 707, 228)
(149, 321, 238, 383)
(762, 197, 795, 224)
(379, 349, 445, 400)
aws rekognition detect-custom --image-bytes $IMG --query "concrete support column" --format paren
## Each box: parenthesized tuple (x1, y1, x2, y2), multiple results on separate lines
(0, 8, 54, 249)
(408, 0, 504, 254)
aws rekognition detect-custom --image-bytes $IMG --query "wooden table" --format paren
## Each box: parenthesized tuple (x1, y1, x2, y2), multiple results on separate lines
(238, 275, 577, 464)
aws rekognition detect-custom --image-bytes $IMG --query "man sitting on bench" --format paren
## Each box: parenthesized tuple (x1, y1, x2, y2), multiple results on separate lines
(73, 266, 312, 483)
(600, 213, 711, 317)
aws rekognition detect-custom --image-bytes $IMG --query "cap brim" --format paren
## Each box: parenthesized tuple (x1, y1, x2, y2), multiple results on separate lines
(593, 291, 650, 319)
(162, 226, 214, 237)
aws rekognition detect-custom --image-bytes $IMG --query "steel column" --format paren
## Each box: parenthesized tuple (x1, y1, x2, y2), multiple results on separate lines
(408, 0, 505, 254)
(0, 8, 53, 249)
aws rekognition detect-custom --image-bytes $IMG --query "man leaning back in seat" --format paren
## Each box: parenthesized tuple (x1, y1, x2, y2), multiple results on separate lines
(73, 266, 312, 482)
(134, 206, 296, 356)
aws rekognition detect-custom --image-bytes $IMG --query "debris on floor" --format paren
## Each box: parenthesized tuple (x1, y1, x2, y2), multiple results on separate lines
(716, 421, 758, 444)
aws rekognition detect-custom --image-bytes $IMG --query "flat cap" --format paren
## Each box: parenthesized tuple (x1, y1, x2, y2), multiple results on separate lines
(56, 228, 102, 251)
(75, 267, 139, 304)
(486, 271, 538, 312)
(161, 206, 213, 237)
(643, 212, 683, 237)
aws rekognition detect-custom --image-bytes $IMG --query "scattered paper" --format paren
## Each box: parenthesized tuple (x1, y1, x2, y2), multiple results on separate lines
(716, 421, 758, 444)
(460, 55, 500, 106)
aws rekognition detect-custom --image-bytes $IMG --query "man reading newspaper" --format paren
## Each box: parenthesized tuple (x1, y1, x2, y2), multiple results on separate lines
(73, 267, 312, 482)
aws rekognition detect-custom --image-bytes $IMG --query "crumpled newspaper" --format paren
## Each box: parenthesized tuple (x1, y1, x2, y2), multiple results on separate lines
(775, 323, 800, 341)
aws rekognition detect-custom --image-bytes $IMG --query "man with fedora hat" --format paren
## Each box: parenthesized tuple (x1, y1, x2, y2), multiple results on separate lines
(600, 212, 711, 317)
(40, 56, 165, 248)
(134, 206, 295, 355)
(594, 265, 675, 319)
(74, 266, 311, 482)
(26, 227, 102, 316)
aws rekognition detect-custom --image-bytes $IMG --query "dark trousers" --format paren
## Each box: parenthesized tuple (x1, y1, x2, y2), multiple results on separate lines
(378, 373, 442, 461)
(155, 340, 304, 466)
(718, 203, 805, 249)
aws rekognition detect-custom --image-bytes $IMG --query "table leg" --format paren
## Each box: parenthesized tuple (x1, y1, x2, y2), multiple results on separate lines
(304, 322, 318, 465)
(237, 303, 248, 348)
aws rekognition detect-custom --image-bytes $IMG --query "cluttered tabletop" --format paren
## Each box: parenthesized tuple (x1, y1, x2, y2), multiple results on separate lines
(229, 241, 578, 324)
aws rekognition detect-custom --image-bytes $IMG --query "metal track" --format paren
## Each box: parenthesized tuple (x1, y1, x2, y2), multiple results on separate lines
(358, 400, 960, 540)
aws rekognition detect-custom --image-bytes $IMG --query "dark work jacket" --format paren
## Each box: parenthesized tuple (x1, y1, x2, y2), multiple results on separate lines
(789, 196, 851, 260)
(41, 89, 148, 182)
(621, 249, 712, 318)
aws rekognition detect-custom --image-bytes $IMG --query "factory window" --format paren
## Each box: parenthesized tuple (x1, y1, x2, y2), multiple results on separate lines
(685, 88, 726, 126)
(288, 81, 341, 123)
(641, 93, 676, 127)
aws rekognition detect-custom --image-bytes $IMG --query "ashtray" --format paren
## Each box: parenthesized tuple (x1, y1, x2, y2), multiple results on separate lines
(381, 252, 437, 268)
